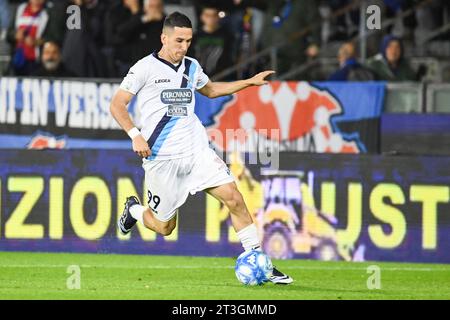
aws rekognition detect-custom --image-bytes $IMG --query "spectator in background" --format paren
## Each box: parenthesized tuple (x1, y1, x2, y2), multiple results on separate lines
(7, 0, 49, 75)
(319, 0, 360, 44)
(194, 0, 268, 79)
(328, 42, 375, 81)
(194, 0, 267, 48)
(261, 0, 321, 76)
(140, 0, 165, 54)
(0, 0, 11, 74)
(0, 0, 10, 40)
(193, 5, 233, 76)
(231, 0, 267, 49)
(105, 0, 165, 77)
(231, 1, 267, 79)
(367, 35, 417, 81)
(32, 41, 75, 77)
(61, 0, 108, 78)
(42, 0, 71, 46)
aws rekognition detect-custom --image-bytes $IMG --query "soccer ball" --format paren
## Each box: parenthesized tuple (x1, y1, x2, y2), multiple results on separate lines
(235, 250, 273, 285)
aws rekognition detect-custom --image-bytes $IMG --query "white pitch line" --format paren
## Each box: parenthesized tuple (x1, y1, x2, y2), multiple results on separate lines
(0, 264, 449, 272)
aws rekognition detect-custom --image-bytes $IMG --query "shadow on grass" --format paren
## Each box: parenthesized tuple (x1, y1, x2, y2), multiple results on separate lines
(204, 282, 387, 296)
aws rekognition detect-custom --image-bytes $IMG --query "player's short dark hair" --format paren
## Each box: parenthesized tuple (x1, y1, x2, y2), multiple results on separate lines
(163, 12, 192, 29)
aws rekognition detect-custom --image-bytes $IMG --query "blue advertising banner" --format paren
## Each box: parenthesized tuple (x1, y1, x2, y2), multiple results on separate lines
(381, 114, 450, 156)
(0, 150, 448, 263)
(0, 78, 385, 153)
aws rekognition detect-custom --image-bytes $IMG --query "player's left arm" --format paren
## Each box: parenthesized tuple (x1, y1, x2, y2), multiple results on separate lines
(198, 70, 275, 99)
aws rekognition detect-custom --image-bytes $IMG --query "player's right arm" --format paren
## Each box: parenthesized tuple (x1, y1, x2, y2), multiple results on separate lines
(110, 89, 151, 158)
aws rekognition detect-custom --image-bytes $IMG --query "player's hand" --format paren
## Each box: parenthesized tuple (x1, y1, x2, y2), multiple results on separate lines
(132, 135, 151, 158)
(248, 70, 276, 86)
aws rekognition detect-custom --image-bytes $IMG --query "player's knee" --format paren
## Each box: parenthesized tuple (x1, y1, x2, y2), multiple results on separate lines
(158, 222, 176, 236)
(158, 226, 172, 236)
(159, 229, 172, 236)
(225, 190, 244, 212)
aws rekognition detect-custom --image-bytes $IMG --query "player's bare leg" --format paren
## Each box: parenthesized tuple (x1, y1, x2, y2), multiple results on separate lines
(142, 208, 177, 236)
(206, 182, 293, 284)
(206, 182, 253, 232)
(118, 196, 176, 236)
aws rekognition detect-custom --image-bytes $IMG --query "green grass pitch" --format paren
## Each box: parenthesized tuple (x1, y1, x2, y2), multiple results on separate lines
(0, 252, 449, 300)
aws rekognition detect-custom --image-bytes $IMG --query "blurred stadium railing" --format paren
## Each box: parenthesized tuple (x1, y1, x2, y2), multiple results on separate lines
(385, 83, 424, 113)
(427, 83, 450, 113)
(386, 83, 450, 113)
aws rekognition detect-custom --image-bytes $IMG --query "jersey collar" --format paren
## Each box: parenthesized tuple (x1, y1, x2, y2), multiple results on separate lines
(152, 51, 183, 72)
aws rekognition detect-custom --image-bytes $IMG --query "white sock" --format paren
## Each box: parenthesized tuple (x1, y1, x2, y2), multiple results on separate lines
(129, 205, 146, 226)
(236, 223, 261, 252)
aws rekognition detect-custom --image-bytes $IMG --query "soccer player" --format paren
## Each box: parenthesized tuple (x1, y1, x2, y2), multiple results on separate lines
(110, 12, 293, 284)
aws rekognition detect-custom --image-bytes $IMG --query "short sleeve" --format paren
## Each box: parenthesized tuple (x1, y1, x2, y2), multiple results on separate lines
(196, 64, 210, 90)
(119, 60, 147, 95)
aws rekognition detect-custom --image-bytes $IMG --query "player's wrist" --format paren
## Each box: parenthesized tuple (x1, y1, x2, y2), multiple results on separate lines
(245, 78, 254, 86)
(127, 127, 142, 140)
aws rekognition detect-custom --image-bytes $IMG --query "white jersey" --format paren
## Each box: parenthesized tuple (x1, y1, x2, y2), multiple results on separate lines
(120, 52, 210, 160)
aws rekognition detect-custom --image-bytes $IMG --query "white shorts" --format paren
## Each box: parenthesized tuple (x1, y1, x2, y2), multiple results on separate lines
(142, 147, 235, 222)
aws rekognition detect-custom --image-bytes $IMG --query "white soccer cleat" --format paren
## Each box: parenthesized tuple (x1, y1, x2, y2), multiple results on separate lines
(269, 266, 294, 285)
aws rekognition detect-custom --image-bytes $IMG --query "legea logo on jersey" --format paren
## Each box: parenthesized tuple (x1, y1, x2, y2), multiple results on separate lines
(167, 105, 188, 117)
(155, 79, 171, 84)
(161, 89, 192, 104)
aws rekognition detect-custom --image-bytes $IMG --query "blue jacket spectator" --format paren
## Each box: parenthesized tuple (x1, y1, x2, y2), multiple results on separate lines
(328, 42, 375, 81)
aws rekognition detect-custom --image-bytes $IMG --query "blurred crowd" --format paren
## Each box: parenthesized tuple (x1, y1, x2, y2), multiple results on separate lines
(0, 0, 449, 81)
